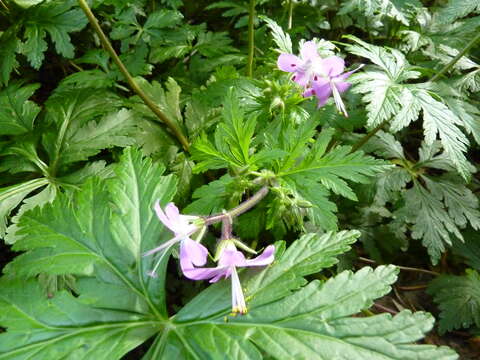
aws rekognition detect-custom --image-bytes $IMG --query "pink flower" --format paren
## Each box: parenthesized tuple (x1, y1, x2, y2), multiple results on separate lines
(304, 57, 363, 116)
(181, 243, 275, 314)
(277, 41, 321, 87)
(144, 202, 208, 277)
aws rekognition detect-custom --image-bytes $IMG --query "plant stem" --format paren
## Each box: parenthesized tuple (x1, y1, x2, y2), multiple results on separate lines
(77, 0, 190, 152)
(205, 186, 269, 224)
(350, 33, 480, 153)
(358, 257, 440, 276)
(0, 0, 9, 12)
(431, 32, 480, 82)
(221, 213, 233, 240)
(246, 0, 256, 77)
(350, 120, 386, 153)
(287, 0, 293, 30)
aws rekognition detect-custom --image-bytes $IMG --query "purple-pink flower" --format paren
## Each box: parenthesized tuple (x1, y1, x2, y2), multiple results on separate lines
(277, 40, 362, 116)
(144, 202, 208, 277)
(277, 40, 321, 87)
(181, 242, 275, 314)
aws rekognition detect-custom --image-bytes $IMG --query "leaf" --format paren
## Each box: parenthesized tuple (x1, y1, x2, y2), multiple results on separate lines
(0, 82, 40, 135)
(339, 0, 422, 25)
(184, 174, 234, 215)
(20, 0, 87, 69)
(166, 265, 457, 359)
(261, 16, 293, 53)
(415, 89, 470, 180)
(42, 88, 121, 168)
(396, 175, 480, 264)
(0, 29, 20, 85)
(0, 178, 49, 237)
(55, 108, 137, 165)
(437, 0, 480, 23)
(5, 148, 177, 318)
(451, 230, 480, 271)
(0, 277, 159, 359)
(428, 269, 480, 334)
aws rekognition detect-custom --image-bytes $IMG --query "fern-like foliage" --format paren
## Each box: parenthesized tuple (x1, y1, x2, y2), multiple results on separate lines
(346, 36, 474, 180)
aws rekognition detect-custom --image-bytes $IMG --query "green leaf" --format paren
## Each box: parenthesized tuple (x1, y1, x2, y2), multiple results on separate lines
(54, 108, 137, 165)
(396, 175, 480, 264)
(0, 178, 49, 237)
(261, 16, 293, 53)
(5, 148, 177, 318)
(0, 29, 20, 85)
(167, 264, 457, 359)
(451, 230, 480, 271)
(42, 88, 121, 169)
(437, 0, 480, 23)
(12, 0, 43, 8)
(428, 269, 480, 334)
(0, 82, 40, 135)
(339, 0, 422, 25)
(184, 174, 234, 215)
(20, 0, 87, 69)
(0, 277, 159, 359)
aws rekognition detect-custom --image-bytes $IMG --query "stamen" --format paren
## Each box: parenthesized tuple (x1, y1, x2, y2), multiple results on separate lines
(330, 81, 348, 117)
(231, 267, 248, 315)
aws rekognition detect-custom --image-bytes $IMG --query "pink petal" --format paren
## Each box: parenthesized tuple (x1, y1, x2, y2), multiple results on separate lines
(303, 88, 315, 97)
(180, 238, 209, 267)
(292, 71, 309, 87)
(165, 203, 181, 223)
(300, 41, 318, 61)
(182, 265, 228, 282)
(277, 54, 301, 72)
(312, 78, 332, 107)
(219, 247, 247, 267)
(335, 81, 351, 93)
(245, 245, 275, 267)
(321, 56, 345, 77)
(154, 201, 175, 231)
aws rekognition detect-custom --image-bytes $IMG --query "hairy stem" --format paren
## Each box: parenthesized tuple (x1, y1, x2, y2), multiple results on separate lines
(205, 186, 269, 224)
(246, 0, 256, 77)
(77, 0, 190, 151)
(350, 33, 480, 152)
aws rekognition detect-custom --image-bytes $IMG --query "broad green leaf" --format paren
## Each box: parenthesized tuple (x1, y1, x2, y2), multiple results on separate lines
(163, 265, 457, 360)
(5, 148, 177, 318)
(0, 277, 159, 359)
(428, 269, 480, 334)
(0, 82, 40, 135)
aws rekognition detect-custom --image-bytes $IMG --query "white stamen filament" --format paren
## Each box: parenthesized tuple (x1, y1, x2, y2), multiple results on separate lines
(231, 267, 247, 315)
(330, 80, 348, 117)
(146, 242, 175, 277)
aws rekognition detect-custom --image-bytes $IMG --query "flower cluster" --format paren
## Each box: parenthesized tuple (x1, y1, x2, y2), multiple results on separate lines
(277, 40, 362, 117)
(145, 202, 275, 315)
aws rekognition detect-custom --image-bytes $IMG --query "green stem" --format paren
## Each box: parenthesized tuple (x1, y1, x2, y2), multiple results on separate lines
(246, 0, 256, 77)
(350, 120, 386, 153)
(431, 32, 480, 82)
(350, 32, 480, 153)
(77, 0, 190, 152)
(287, 0, 293, 30)
(205, 186, 269, 225)
(0, 0, 9, 12)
